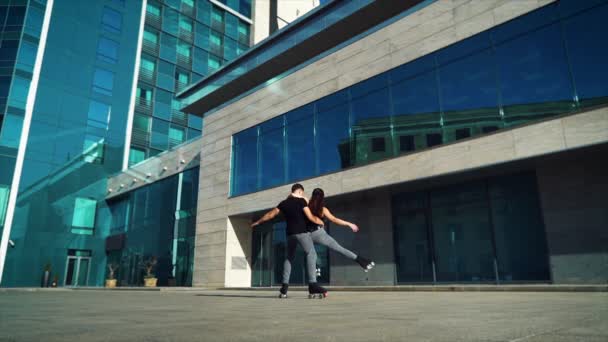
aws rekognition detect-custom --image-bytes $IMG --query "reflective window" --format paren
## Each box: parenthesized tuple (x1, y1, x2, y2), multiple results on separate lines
(102, 7, 122, 34)
(316, 90, 351, 175)
(169, 125, 185, 146)
(72, 197, 97, 229)
(232, 127, 258, 195)
(147, 2, 161, 16)
(259, 116, 285, 189)
(494, 23, 574, 125)
(92, 68, 114, 96)
(144, 29, 159, 44)
(179, 16, 193, 32)
(129, 147, 146, 166)
(350, 74, 392, 165)
(87, 101, 111, 129)
(133, 113, 150, 132)
(286, 104, 315, 182)
(0, 185, 9, 226)
(562, 2, 608, 107)
(0, 114, 23, 148)
(151, 118, 169, 150)
(97, 37, 119, 64)
(154, 88, 172, 120)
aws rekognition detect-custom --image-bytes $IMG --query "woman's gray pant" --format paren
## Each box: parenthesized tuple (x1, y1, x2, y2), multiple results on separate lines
(310, 227, 357, 260)
(282, 232, 317, 284)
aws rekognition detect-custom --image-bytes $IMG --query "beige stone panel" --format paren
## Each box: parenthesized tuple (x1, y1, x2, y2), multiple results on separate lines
(492, 0, 542, 26)
(454, 9, 495, 40)
(195, 230, 227, 247)
(198, 205, 229, 222)
(368, 158, 402, 188)
(399, 150, 435, 182)
(340, 167, 371, 194)
(335, 40, 391, 76)
(337, 54, 392, 91)
(468, 130, 516, 168)
(195, 245, 228, 259)
(192, 269, 225, 287)
(513, 120, 566, 159)
(194, 256, 227, 271)
(303, 172, 343, 197)
(563, 109, 608, 149)
(431, 142, 474, 175)
(453, 0, 504, 24)
(390, 9, 454, 50)
(195, 218, 228, 233)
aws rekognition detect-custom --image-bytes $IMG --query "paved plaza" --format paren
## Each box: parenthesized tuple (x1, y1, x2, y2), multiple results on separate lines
(0, 289, 606, 342)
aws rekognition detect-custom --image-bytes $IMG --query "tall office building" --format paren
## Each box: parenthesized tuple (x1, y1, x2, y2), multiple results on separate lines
(0, 0, 254, 287)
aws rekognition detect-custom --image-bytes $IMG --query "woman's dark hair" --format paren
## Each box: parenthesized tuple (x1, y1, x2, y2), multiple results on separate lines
(308, 188, 325, 218)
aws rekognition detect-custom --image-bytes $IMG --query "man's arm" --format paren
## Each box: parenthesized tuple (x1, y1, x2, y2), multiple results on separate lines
(251, 208, 280, 228)
(303, 207, 324, 226)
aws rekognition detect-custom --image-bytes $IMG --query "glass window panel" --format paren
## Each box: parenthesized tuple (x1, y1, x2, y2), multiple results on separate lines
(496, 23, 575, 125)
(438, 48, 501, 143)
(177, 41, 191, 57)
(225, 12, 238, 39)
(160, 33, 177, 63)
(133, 113, 150, 132)
(391, 70, 442, 153)
(97, 37, 119, 64)
(212, 6, 224, 22)
(8, 76, 29, 109)
(210, 30, 222, 46)
(83, 135, 105, 163)
(208, 55, 221, 70)
(195, 22, 210, 50)
(224, 37, 237, 61)
(147, 2, 161, 16)
(392, 192, 434, 283)
(491, 4, 559, 45)
(162, 7, 179, 36)
(390, 54, 435, 84)
(92, 68, 114, 96)
(562, 3, 608, 107)
(87, 101, 111, 129)
(436, 32, 491, 66)
(431, 182, 495, 282)
(153, 89, 172, 120)
(169, 125, 185, 144)
(232, 126, 258, 195)
(0, 114, 24, 148)
(129, 147, 146, 166)
(179, 17, 193, 32)
(144, 29, 158, 44)
(24, 6, 44, 38)
(156, 60, 175, 91)
(102, 7, 122, 34)
(141, 56, 155, 72)
(489, 173, 550, 282)
(315, 90, 351, 174)
(188, 128, 201, 140)
(350, 75, 392, 165)
(193, 47, 209, 75)
(0, 185, 9, 226)
(72, 197, 97, 228)
(16, 41, 36, 73)
(286, 104, 315, 182)
(259, 116, 285, 189)
(151, 118, 169, 150)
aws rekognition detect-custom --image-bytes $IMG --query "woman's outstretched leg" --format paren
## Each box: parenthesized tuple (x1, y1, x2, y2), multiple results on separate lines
(310, 228, 375, 271)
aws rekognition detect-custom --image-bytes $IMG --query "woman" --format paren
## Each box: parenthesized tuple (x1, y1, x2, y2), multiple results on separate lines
(307, 188, 375, 271)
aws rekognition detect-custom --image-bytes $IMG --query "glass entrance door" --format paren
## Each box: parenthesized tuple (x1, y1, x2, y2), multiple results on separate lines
(64, 250, 92, 287)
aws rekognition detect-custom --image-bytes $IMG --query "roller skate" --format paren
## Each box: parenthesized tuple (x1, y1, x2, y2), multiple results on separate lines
(278, 283, 289, 299)
(356, 256, 375, 272)
(308, 282, 327, 299)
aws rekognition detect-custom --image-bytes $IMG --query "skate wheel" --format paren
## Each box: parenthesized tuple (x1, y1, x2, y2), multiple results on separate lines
(279, 294, 287, 299)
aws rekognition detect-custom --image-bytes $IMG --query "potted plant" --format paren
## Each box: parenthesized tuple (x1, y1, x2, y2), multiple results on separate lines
(105, 263, 119, 288)
(143, 257, 158, 287)
(41, 263, 51, 288)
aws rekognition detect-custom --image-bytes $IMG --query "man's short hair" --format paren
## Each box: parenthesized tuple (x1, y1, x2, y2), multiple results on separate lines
(291, 183, 304, 193)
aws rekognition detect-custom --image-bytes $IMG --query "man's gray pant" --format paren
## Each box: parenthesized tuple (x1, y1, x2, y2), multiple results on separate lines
(282, 232, 317, 284)
(310, 227, 357, 260)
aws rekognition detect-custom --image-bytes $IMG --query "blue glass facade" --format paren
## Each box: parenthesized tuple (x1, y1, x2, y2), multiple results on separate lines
(231, 0, 608, 197)
(103, 167, 199, 287)
(129, 0, 251, 165)
(0, 0, 46, 244)
(2, 0, 143, 287)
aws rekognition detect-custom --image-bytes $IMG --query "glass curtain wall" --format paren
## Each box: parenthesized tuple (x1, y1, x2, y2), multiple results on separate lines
(129, 0, 251, 166)
(2, 0, 143, 287)
(231, 0, 608, 196)
(0, 0, 46, 237)
(392, 172, 550, 284)
(105, 166, 199, 287)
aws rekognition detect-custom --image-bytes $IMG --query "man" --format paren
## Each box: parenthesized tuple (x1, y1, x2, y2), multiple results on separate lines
(251, 183, 327, 298)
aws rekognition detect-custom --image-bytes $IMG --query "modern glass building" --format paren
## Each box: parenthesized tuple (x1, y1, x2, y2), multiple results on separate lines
(0, 0, 254, 287)
(175, 0, 607, 287)
(3, 0, 608, 289)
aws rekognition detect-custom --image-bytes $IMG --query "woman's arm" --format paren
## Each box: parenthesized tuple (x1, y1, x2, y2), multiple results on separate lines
(323, 207, 359, 232)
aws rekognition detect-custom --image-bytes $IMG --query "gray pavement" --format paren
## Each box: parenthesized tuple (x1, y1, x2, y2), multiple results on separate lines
(0, 289, 606, 342)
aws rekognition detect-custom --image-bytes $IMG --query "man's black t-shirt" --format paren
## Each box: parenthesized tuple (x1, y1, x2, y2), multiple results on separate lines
(277, 196, 308, 236)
